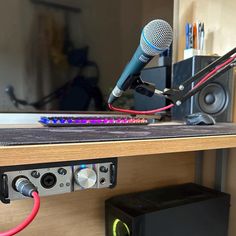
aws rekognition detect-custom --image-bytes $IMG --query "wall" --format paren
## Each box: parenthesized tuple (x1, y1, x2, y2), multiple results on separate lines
(0, 0, 139, 110)
(141, 0, 174, 67)
(0, 0, 67, 111)
(70, 0, 124, 97)
(141, 0, 173, 26)
(176, 1, 236, 235)
(76, 0, 174, 97)
(0, 1, 29, 111)
(176, 0, 236, 61)
(0, 0, 173, 111)
(0, 0, 122, 110)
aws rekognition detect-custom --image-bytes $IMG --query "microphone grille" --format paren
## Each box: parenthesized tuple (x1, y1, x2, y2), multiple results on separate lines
(140, 19, 173, 56)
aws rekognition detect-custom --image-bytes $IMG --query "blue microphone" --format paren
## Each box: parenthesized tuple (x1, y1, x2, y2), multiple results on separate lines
(108, 19, 173, 104)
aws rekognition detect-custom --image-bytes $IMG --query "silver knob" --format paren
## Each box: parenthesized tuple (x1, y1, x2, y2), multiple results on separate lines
(74, 168, 97, 189)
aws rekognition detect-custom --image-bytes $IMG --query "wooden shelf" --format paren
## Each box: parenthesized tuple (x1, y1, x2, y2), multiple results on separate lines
(1, 123, 235, 235)
(1, 134, 236, 167)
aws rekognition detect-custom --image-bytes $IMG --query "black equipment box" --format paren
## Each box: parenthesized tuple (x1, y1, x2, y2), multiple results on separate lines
(105, 183, 230, 236)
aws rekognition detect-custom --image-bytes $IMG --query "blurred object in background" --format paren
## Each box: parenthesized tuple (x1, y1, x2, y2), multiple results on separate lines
(5, 0, 105, 111)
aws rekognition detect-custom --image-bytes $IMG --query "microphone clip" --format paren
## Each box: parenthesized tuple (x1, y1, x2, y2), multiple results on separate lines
(129, 74, 179, 101)
(130, 74, 156, 97)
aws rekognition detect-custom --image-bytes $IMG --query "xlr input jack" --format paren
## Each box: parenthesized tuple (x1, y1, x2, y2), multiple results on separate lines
(40, 173, 57, 189)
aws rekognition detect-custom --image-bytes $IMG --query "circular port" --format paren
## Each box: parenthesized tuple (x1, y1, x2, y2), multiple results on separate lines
(41, 173, 57, 189)
(12, 175, 29, 192)
(100, 178, 106, 185)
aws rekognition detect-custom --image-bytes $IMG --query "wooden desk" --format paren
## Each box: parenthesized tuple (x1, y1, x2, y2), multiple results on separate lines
(0, 134, 236, 167)
(0, 123, 236, 235)
(1, 123, 236, 167)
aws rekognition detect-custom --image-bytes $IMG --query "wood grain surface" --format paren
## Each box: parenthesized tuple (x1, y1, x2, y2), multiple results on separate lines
(0, 134, 236, 167)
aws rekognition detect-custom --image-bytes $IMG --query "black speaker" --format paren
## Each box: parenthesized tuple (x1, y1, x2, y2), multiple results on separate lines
(134, 66, 171, 111)
(172, 56, 234, 122)
(105, 183, 230, 236)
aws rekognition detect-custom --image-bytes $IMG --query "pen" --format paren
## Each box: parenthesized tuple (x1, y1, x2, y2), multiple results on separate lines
(200, 23, 205, 50)
(189, 24, 193, 49)
(198, 22, 201, 50)
(185, 23, 189, 49)
(193, 22, 197, 49)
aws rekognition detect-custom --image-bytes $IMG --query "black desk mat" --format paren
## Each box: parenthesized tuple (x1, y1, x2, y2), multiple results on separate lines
(0, 123, 236, 146)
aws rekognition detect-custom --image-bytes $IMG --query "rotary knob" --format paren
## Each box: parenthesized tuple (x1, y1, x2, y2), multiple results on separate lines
(74, 168, 97, 189)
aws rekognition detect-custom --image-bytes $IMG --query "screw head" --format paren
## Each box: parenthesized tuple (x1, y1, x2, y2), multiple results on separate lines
(31, 170, 40, 178)
(176, 100, 182, 106)
(58, 168, 67, 175)
(100, 166, 109, 173)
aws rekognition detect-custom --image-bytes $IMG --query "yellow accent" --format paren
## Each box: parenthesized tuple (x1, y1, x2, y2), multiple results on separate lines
(112, 218, 130, 236)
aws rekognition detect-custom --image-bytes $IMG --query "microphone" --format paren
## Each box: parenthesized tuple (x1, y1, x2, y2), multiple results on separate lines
(108, 19, 173, 104)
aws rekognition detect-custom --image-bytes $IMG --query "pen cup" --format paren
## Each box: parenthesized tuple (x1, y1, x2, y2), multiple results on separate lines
(184, 49, 205, 59)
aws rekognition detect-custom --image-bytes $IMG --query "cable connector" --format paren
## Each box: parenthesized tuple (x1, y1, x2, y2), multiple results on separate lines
(14, 177, 38, 198)
(0, 180, 40, 236)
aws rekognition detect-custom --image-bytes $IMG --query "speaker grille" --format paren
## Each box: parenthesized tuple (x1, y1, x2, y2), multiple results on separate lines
(197, 82, 228, 115)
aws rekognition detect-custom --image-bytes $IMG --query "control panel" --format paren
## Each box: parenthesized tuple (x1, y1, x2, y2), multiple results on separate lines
(0, 158, 117, 203)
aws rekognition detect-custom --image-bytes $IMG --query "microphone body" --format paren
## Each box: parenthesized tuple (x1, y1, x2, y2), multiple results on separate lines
(108, 46, 153, 104)
(108, 19, 173, 105)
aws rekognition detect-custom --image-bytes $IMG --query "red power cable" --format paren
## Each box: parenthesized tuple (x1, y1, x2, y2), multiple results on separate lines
(109, 55, 236, 115)
(193, 55, 236, 88)
(0, 192, 40, 236)
(108, 103, 174, 115)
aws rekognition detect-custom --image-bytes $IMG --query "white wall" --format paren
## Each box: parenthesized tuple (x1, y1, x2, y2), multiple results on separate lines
(176, 0, 236, 61)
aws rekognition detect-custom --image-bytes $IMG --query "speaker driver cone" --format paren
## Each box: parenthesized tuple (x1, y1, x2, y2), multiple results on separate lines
(197, 83, 228, 115)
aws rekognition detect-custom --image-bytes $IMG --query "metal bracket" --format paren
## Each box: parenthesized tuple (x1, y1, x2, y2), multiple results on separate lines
(0, 174, 10, 204)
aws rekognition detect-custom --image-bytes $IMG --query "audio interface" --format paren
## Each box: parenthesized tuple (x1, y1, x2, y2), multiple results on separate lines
(0, 158, 117, 203)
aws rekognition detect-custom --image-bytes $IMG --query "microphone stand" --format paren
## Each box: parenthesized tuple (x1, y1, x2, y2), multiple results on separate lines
(5, 82, 71, 109)
(132, 47, 236, 105)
